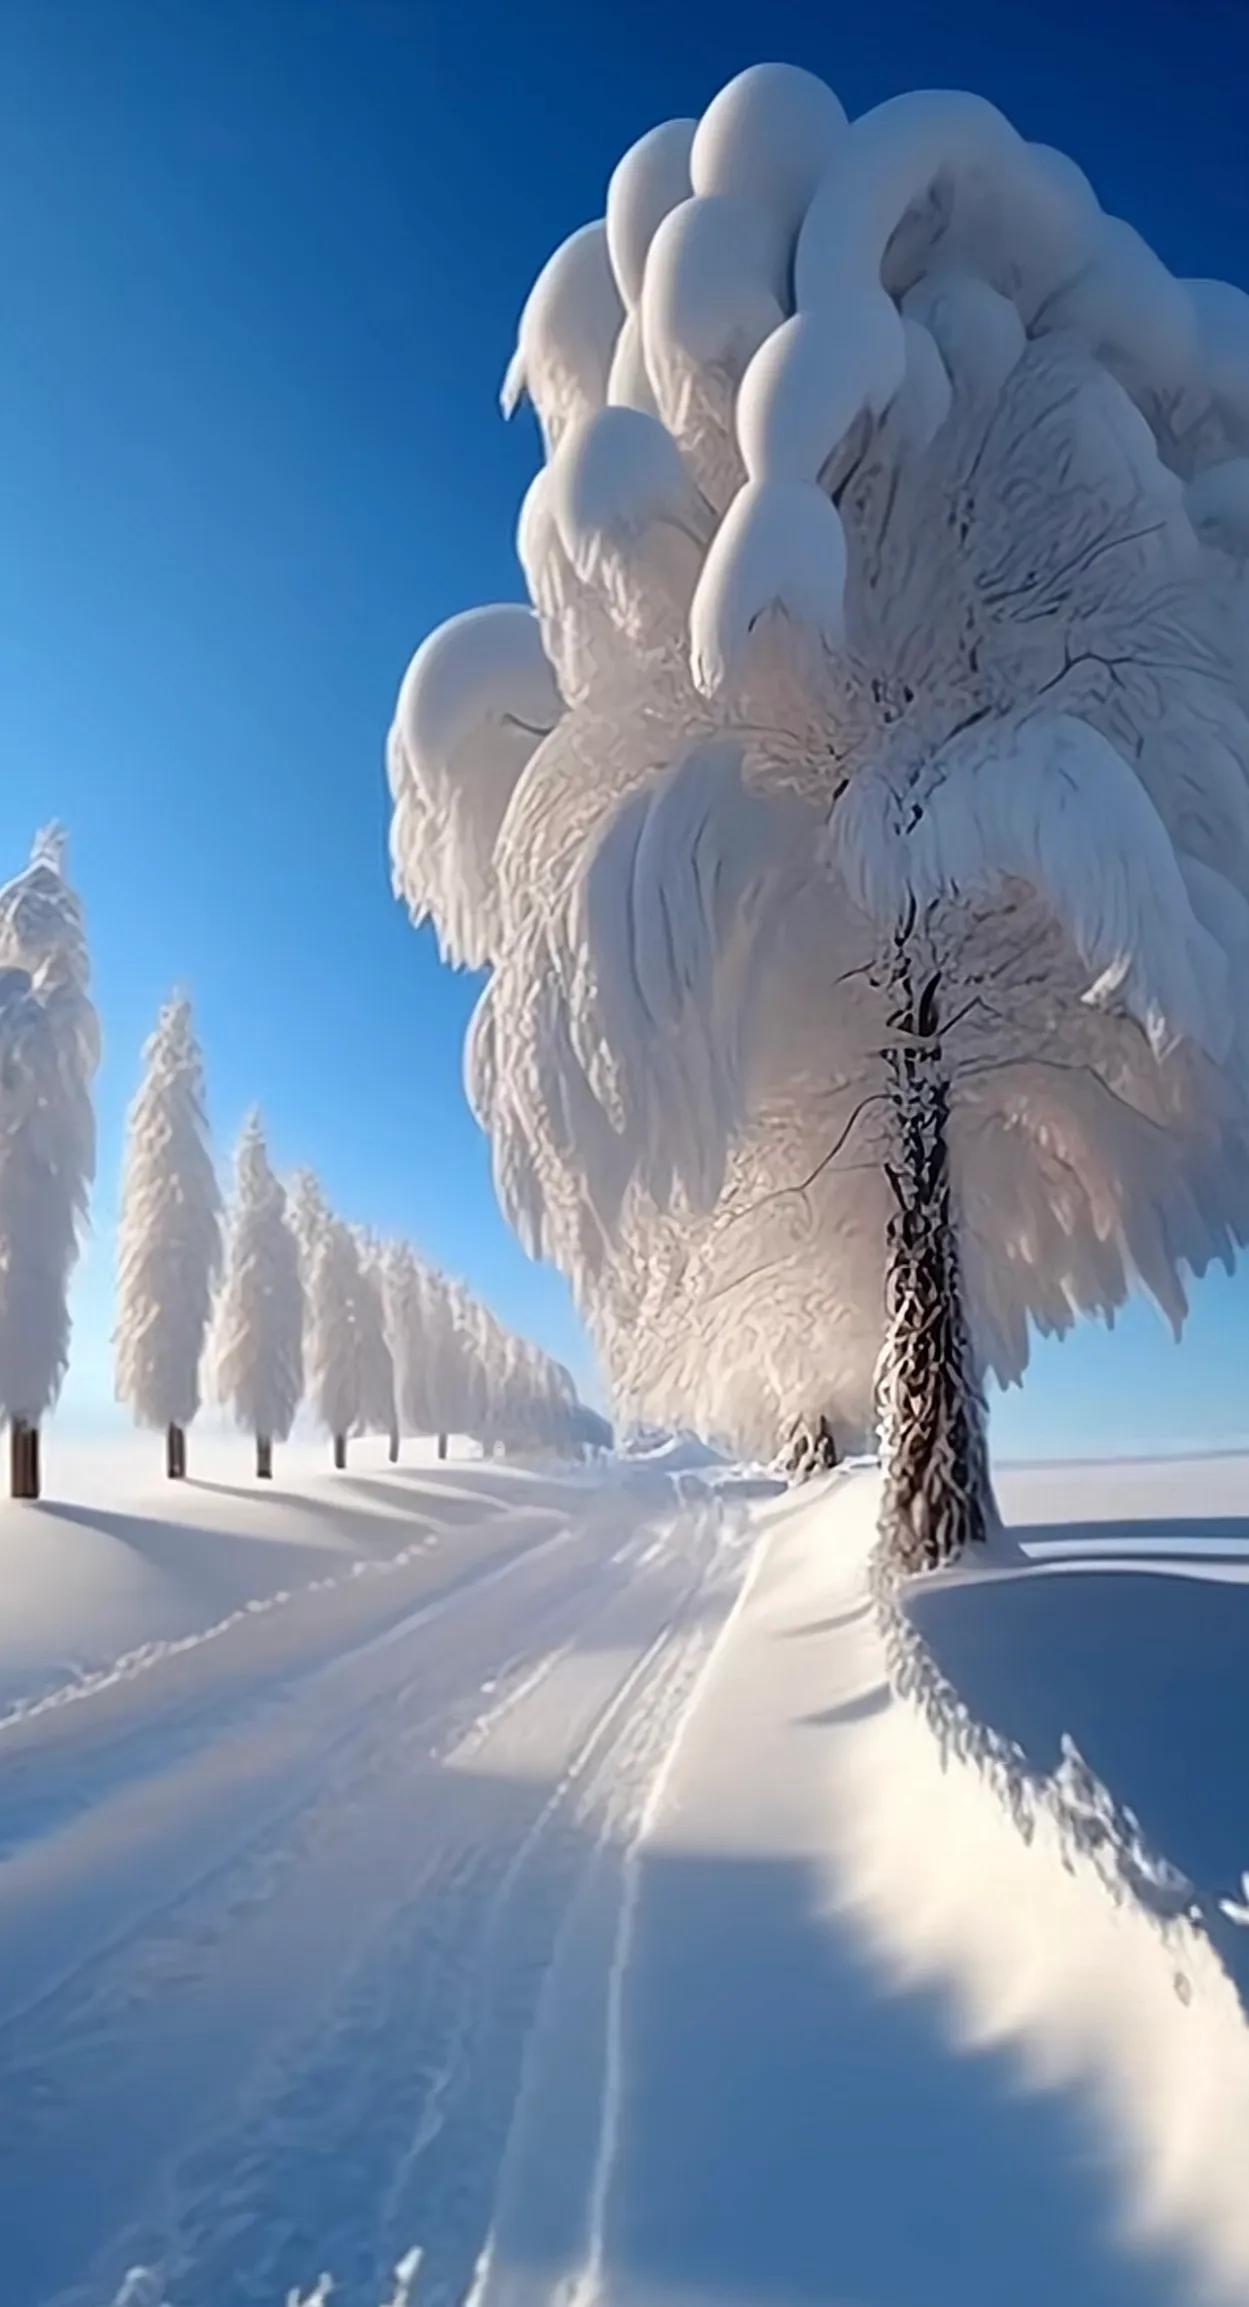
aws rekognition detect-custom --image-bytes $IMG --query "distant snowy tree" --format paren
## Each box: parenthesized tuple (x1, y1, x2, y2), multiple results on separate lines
(215, 1116, 303, 1478)
(356, 1231, 399, 1461)
(292, 1187, 397, 1469)
(115, 994, 222, 1477)
(0, 828, 100, 1498)
(390, 63, 1249, 1566)
(419, 1267, 468, 1458)
(382, 1238, 435, 1440)
(300, 1192, 368, 1469)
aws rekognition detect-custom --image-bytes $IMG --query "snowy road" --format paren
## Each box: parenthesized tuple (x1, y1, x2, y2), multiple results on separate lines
(4, 1444, 1249, 2307)
(0, 1448, 753, 2307)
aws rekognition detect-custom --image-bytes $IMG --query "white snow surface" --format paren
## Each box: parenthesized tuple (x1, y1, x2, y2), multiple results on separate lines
(2, 1440, 1248, 2305)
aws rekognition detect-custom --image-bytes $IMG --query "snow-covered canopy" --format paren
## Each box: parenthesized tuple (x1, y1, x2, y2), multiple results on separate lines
(390, 64, 1249, 1457)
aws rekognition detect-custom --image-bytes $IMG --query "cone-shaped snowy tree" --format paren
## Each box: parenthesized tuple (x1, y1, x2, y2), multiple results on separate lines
(355, 1231, 399, 1461)
(0, 829, 100, 1498)
(215, 1116, 303, 1478)
(303, 1205, 371, 1469)
(420, 1267, 466, 1459)
(115, 994, 223, 1478)
(391, 62, 1249, 1568)
(382, 1239, 434, 1445)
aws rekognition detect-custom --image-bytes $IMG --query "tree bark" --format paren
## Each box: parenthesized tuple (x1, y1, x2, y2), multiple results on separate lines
(10, 1420, 39, 1500)
(437, 1432, 447, 1462)
(388, 1429, 400, 1465)
(333, 1433, 347, 1470)
(166, 1422, 186, 1480)
(784, 1416, 839, 1480)
(256, 1434, 273, 1481)
(875, 937, 998, 1572)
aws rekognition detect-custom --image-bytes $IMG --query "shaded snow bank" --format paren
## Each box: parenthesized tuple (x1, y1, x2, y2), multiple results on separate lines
(473, 1460, 1249, 2307)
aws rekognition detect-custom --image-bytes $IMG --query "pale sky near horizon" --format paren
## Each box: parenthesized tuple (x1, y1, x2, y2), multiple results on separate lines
(5, 0, 1249, 1458)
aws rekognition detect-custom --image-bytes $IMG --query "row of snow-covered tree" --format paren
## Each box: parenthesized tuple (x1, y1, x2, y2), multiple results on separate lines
(0, 832, 605, 1499)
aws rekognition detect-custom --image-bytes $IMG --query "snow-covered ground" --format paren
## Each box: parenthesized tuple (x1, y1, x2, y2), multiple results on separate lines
(1, 1441, 1247, 2306)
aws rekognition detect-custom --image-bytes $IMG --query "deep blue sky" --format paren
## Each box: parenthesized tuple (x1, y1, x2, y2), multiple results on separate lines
(4, 0, 1249, 1450)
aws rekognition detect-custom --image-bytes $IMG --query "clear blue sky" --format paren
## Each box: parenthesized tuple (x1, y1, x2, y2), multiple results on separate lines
(4, 0, 1249, 1452)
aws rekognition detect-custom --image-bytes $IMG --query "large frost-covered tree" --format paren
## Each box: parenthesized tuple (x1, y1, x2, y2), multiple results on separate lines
(389, 64, 1249, 1567)
(115, 994, 222, 1477)
(0, 829, 100, 1499)
(215, 1116, 304, 1478)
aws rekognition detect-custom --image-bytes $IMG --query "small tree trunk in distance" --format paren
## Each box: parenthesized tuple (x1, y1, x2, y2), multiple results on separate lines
(166, 1422, 186, 1480)
(333, 1433, 347, 1470)
(256, 1434, 273, 1481)
(10, 1420, 39, 1500)
(784, 1415, 838, 1481)
(875, 929, 998, 1572)
(437, 1433, 447, 1462)
(388, 1429, 400, 1465)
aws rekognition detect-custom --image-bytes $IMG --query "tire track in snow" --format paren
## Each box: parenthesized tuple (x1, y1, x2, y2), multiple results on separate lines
(140, 1505, 733, 2307)
(558, 1520, 768, 2307)
(12, 1502, 695, 2307)
(0, 1523, 589, 2045)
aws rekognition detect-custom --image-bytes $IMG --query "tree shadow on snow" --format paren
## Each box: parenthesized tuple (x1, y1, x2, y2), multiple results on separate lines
(910, 1536, 1249, 1906)
(30, 1500, 345, 1605)
(1019, 1514, 1249, 1550)
(497, 1845, 1193, 2307)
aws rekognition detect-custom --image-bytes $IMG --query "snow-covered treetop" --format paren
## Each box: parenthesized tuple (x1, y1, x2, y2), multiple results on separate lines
(115, 993, 222, 1430)
(214, 1114, 304, 1442)
(390, 63, 1249, 1455)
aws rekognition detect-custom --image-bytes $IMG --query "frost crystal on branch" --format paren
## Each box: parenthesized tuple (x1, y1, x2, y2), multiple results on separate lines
(389, 63, 1249, 1544)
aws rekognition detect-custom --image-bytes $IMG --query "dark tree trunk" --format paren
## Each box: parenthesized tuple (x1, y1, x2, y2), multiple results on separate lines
(333, 1432, 347, 1470)
(388, 1429, 400, 1465)
(437, 1432, 447, 1462)
(876, 936, 997, 1572)
(784, 1416, 839, 1480)
(166, 1422, 186, 1480)
(256, 1434, 273, 1481)
(10, 1420, 39, 1500)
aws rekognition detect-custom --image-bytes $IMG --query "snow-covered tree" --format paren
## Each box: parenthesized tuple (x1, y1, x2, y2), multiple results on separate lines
(382, 1238, 434, 1441)
(215, 1116, 303, 1478)
(291, 1181, 397, 1469)
(300, 1190, 364, 1469)
(115, 994, 222, 1477)
(355, 1231, 399, 1461)
(0, 829, 100, 1497)
(389, 64, 1249, 1567)
(419, 1267, 469, 1459)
